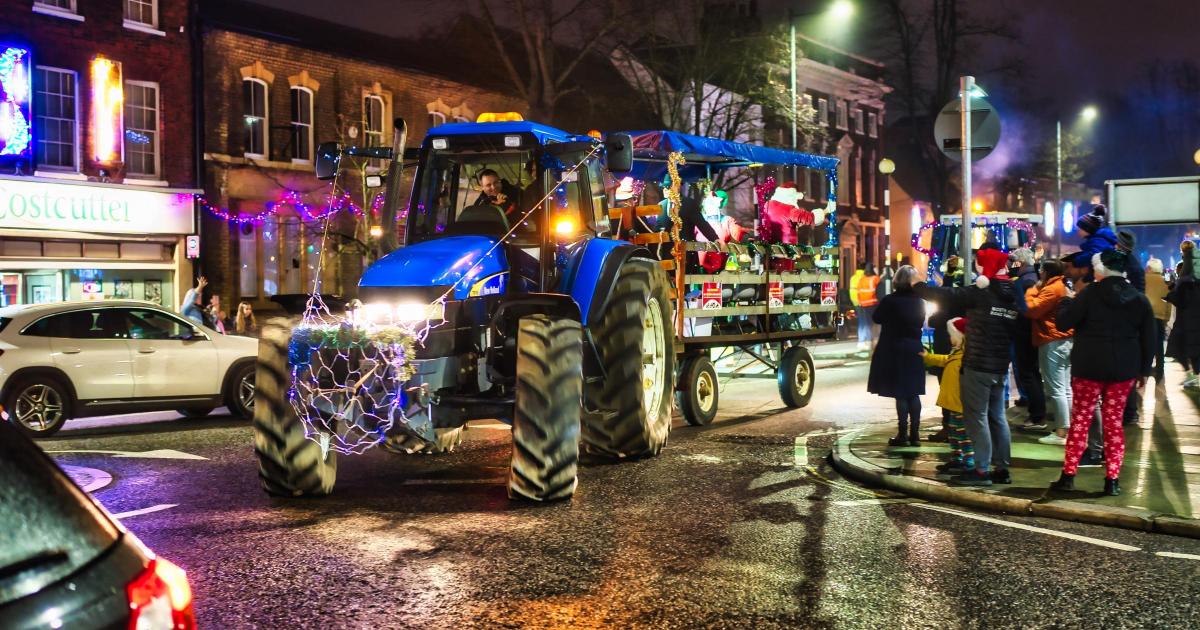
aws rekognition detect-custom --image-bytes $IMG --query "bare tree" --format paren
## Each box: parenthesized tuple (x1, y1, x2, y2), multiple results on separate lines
(477, 0, 624, 123)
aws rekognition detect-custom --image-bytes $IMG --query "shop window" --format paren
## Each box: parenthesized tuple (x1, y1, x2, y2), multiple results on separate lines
(242, 78, 268, 158)
(291, 87, 313, 162)
(34, 67, 79, 171)
(282, 219, 301, 294)
(238, 222, 258, 298)
(363, 94, 384, 148)
(868, 112, 878, 138)
(817, 98, 828, 127)
(262, 216, 279, 296)
(836, 101, 848, 131)
(123, 81, 159, 177)
(124, 0, 157, 27)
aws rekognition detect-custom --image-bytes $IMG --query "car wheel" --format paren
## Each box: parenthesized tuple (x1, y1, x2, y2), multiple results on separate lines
(177, 407, 215, 419)
(227, 362, 256, 420)
(5, 377, 71, 438)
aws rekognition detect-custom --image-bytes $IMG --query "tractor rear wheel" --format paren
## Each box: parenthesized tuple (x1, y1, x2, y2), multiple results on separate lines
(508, 315, 582, 501)
(252, 318, 337, 497)
(583, 258, 676, 461)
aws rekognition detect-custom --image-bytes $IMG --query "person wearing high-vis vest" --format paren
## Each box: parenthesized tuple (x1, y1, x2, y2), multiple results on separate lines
(855, 263, 881, 350)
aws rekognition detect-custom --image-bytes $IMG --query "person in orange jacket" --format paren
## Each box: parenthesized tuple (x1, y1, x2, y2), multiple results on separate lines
(1019, 258, 1074, 445)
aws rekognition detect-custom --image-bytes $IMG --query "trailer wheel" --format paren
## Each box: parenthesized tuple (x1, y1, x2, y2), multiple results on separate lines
(583, 258, 676, 460)
(676, 354, 719, 426)
(252, 318, 337, 497)
(382, 427, 464, 455)
(778, 345, 815, 408)
(509, 315, 582, 502)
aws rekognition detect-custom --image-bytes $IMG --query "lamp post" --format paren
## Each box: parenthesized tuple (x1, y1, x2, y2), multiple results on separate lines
(878, 157, 896, 291)
(789, 1, 856, 182)
(1056, 105, 1098, 256)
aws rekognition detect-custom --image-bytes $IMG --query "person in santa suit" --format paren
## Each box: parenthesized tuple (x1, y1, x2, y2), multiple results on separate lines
(761, 182, 811, 244)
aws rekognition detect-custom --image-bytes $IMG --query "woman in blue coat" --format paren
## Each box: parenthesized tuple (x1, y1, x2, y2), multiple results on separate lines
(867, 265, 927, 446)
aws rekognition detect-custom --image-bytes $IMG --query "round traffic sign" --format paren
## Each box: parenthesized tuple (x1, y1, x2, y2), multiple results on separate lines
(934, 96, 1002, 162)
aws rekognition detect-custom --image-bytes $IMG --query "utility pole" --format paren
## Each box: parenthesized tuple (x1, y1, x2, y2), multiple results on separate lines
(789, 11, 798, 182)
(960, 76, 974, 281)
(1055, 119, 1062, 257)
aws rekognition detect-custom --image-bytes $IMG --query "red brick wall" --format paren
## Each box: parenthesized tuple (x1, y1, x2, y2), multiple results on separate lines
(0, 0, 196, 186)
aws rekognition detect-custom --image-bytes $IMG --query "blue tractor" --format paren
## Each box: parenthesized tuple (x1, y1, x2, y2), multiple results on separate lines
(252, 118, 675, 501)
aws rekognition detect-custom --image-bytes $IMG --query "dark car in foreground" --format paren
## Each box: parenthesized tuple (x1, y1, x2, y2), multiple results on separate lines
(0, 421, 195, 629)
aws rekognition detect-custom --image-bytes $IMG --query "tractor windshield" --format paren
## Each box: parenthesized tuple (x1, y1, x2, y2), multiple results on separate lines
(408, 144, 542, 244)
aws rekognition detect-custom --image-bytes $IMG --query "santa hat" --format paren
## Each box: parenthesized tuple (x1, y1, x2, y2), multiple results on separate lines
(947, 317, 967, 347)
(1093, 250, 1128, 279)
(973, 246, 1010, 288)
(769, 182, 802, 207)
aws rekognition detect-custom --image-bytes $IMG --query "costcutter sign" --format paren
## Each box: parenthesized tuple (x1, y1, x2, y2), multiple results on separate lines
(0, 177, 194, 235)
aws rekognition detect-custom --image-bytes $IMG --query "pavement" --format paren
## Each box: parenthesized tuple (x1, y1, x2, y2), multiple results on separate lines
(831, 366, 1200, 539)
(32, 359, 1200, 628)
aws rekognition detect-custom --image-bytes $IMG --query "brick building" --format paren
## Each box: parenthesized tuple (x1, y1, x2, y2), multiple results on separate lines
(196, 0, 524, 314)
(0, 0, 200, 308)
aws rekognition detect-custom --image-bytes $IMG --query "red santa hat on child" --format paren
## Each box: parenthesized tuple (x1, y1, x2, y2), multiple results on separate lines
(973, 246, 1009, 288)
(948, 317, 968, 347)
(769, 181, 802, 206)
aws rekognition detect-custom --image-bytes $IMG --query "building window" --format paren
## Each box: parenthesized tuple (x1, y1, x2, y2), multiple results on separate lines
(34, 67, 78, 171)
(33, 0, 79, 18)
(35, 0, 75, 9)
(868, 112, 878, 138)
(817, 98, 828, 127)
(801, 94, 813, 110)
(451, 114, 469, 123)
(123, 81, 159, 177)
(836, 101, 848, 130)
(868, 149, 877, 208)
(290, 87, 313, 162)
(238, 222, 257, 299)
(853, 148, 862, 205)
(124, 0, 156, 27)
(363, 94, 384, 147)
(242, 78, 268, 158)
(428, 111, 446, 130)
(852, 109, 864, 134)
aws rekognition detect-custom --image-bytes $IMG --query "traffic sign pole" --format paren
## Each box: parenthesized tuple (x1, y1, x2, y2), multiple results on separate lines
(960, 76, 974, 283)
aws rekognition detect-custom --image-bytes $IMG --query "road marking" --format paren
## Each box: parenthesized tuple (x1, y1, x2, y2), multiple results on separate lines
(402, 478, 505, 485)
(835, 498, 924, 506)
(468, 421, 511, 430)
(914, 503, 1141, 552)
(61, 465, 114, 493)
(110, 504, 178, 519)
(794, 436, 808, 467)
(45, 449, 207, 460)
(1155, 551, 1200, 561)
(684, 454, 723, 464)
(799, 428, 852, 438)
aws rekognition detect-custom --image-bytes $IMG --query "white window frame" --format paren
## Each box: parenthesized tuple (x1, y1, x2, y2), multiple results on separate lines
(123, 80, 161, 179)
(33, 0, 84, 21)
(817, 98, 828, 127)
(243, 78, 268, 159)
(123, 0, 162, 34)
(868, 149, 877, 208)
(836, 100, 848, 131)
(451, 115, 470, 123)
(290, 86, 314, 163)
(852, 108, 864, 135)
(363, 94, 385, 148)
(868, 112, 878, 138)
(428, 111, 446, 130)
(34, 66, 80, 173)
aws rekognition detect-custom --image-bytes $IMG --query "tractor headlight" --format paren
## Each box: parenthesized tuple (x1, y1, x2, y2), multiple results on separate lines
(358, 301, 445, 325)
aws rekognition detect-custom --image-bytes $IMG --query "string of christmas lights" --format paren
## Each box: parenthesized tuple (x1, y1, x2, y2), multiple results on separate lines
(198, 190, 385, 225)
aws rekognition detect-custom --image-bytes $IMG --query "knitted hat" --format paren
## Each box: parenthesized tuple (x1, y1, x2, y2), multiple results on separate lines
(770, 182, 802, 206)
(1076, 204, 1108, 234)
(1093, 249, 1128, 278)
(1117, 229, 1136, 252)
(974, 247, 1010, 288)
(948, 317, 967, 347)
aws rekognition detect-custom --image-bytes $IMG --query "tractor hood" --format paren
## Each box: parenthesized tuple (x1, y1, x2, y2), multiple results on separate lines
(359, 235, 508, 300)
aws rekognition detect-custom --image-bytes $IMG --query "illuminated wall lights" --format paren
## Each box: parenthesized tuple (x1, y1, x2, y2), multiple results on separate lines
(1061, 201, 1075, 234)
(0, 46, 32, 158)
(1043, 200, 1056, 237)
(90, 56, 123, 163)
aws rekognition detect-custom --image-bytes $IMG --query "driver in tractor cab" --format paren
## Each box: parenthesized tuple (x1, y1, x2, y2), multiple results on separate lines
(473, 168, 523, 217)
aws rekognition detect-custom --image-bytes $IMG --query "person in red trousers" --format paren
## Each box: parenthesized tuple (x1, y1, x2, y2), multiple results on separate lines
(1051, 249, 1157, 496)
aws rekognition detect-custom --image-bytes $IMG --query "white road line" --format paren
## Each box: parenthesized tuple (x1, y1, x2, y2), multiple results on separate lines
(402, 478, 505, 485)
(111, 504, 178, 519)
(61, 465, 114, 493)
(46, 449, 208, 460)
(794, 436, 807, 467)
(914, 503, 1141, 552)
(834, 498, 923, 506)
(1155, 551, 1200, 561)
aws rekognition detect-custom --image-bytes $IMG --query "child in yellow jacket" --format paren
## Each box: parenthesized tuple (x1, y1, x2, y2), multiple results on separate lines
(921, 317, 974, 474)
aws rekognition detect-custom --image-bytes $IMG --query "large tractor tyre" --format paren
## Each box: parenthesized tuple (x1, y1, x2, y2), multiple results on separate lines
(508, 315, 583, 502)
(382, 427, 465, 455)
(778, 345, 815, 409)
(676, 354, 719, 426)
(252, 318, 337, 497)
(583, 258, 676, 461)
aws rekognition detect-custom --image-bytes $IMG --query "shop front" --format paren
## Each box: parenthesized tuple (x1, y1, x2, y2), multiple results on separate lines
(0, 175, 198, 310)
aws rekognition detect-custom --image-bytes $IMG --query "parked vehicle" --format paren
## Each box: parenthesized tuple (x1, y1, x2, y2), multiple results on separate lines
(0, 421, 196, 629)
(0, 300, 259, 437)
(253, 117, 840, 502)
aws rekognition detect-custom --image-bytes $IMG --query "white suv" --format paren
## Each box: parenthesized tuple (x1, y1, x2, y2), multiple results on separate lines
(0, 300, 260, 437)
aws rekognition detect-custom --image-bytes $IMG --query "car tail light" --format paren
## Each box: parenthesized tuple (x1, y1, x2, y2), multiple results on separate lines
(126, 558, 195, 630)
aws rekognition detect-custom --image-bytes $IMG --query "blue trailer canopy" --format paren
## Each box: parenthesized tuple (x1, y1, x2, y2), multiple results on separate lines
(618, 130, 839, 180)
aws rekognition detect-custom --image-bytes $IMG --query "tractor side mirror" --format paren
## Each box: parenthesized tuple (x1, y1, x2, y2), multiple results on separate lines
(315, 142, 343, 180)
(605, 133, 633, 174)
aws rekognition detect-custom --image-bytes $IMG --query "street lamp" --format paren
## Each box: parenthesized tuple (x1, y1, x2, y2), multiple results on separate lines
(878, 157, 895, 291)
(1056, 105, 1098, 255)
(789, 2, 856, 179)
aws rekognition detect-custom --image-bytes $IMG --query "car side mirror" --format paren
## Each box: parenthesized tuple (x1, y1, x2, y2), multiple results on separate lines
(315, 142, 342, 180)
(605, 133, 633, 174)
